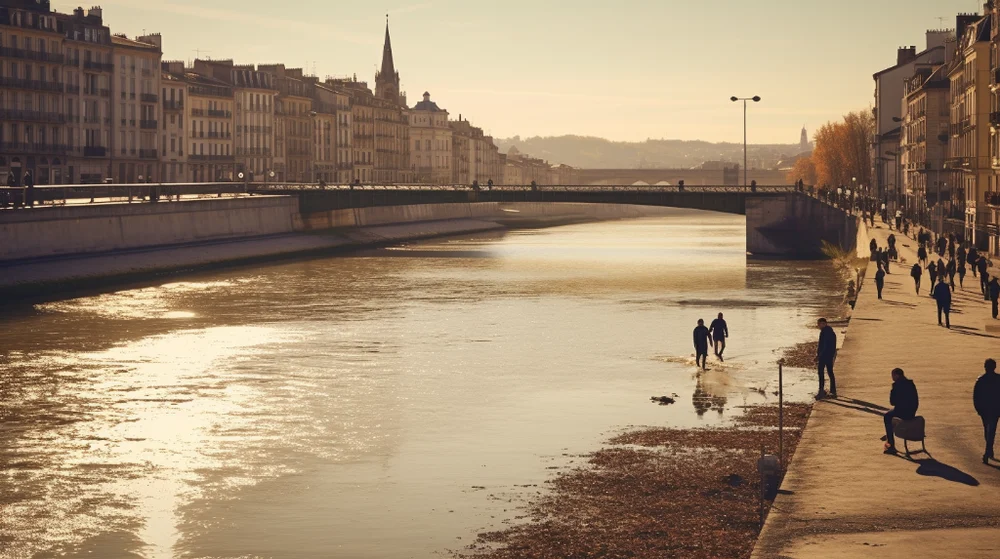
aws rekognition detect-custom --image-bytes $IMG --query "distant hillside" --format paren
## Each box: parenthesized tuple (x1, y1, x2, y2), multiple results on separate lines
(495, 135, 807, 169)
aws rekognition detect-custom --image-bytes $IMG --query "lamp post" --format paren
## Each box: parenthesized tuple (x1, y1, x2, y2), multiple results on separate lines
(731, 95, 761, 188)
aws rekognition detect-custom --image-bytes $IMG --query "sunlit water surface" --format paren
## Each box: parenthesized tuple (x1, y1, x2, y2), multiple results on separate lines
(0, 211, 842, 558)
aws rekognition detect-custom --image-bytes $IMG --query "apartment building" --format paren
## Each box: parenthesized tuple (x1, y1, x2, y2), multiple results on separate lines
(409, 91, 452, 183)
(111, 32, 162, 182)
(260, 65, 311, 182)
(901, 65, 950, 215)
(159, 65, 186, 182)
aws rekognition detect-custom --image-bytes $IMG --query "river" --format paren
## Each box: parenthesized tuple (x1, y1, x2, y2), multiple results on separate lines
(0, 209, 843, 558)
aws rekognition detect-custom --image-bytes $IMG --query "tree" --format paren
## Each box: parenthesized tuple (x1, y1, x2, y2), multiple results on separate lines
(787, 156, 816, 185)
(809, 109, 874, 188)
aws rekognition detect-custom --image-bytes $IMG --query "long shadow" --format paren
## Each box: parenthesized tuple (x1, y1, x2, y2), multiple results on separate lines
(841, 398, 890, 411)
(881, 300, 917, 308)
(853, 317, 883, 322)
(952, 330, 1000, 340)
(910, 458, 980, 486)
(818, 398, 886, 417)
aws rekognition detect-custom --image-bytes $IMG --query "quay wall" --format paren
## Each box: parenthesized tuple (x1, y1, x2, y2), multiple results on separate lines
(746, 194, 858, 258)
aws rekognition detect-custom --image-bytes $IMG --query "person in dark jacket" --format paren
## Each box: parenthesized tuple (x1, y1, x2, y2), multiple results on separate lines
(815, 318, 837, 398)
(989, 278, 1000, 320)
(910, 262, 923, 294)
(927, 261, 937, 289)
(693, 319, 712, 370)
(978, 257, 990, 300)
(887, 233, 896, 253)
(933, 275, 952, 328)
(917, 245, 928, 267)
(882, 250, 891, 274)
(947, 258, 957, 291)
(958, 260, 967, 289)
(974, 359, 1000, 464)
(874, 263, 885, 299)
(869, 238, 878, 260)
(884, 368, 919, 455)
(969, 247, 980, 277)
(708, 312, 729, 361)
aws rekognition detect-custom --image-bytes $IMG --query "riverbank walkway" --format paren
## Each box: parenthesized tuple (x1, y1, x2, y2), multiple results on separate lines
(753, 220, 1000, 558)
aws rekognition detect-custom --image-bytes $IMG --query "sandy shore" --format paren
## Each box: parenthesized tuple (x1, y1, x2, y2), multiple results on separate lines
(454, 403, 812, 558)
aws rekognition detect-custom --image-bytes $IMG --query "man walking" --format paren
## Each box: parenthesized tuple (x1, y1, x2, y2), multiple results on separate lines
(815, 318, 837, 399)
(974, 359, 1000, 464)
(989, 278, 1000, 320)
(883, 368, 919, 455)
(911, 262, 922, 294)
(978, 257, 990, 300)
(693, 319, 712, 370)
(709, 312, 729, 361)
(875, 263, 885, 300)
(933, 275, 952, 328)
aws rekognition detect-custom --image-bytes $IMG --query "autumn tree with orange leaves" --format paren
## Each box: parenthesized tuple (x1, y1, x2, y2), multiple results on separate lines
(788, 110, 874, 188)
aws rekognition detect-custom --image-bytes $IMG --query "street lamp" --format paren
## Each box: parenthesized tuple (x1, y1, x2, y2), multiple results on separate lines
(731, 95, 761, 188)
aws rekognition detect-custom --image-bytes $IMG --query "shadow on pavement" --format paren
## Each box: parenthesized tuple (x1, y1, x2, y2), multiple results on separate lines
(819, 398, 886, 417)
(841, 398, 889, 411)
(881, 300, 917, 308)
(911, 458, 980, 486)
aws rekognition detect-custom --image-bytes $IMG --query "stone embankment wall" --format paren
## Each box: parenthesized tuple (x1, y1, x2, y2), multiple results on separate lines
(745, 193, 859, 258)
(0, 198, 672, 298)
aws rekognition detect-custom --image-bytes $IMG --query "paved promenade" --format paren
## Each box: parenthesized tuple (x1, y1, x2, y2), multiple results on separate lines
(753, 221, 1000, 558)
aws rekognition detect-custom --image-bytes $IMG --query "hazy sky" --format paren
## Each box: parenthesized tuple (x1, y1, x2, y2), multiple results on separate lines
(65, 0, 983, 144)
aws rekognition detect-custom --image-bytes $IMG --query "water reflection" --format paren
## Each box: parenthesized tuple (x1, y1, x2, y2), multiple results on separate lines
(0, 210, 843, 558)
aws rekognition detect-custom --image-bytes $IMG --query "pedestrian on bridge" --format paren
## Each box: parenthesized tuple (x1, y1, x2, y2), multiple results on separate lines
(693, 319, 712, 370)
(815, 318, 837, 399)
(911, 263, 923, 294)
(709, 313, 728, 362)
(973, 358, 1000, 464)
(933, 275, 952, 328)
(917, 245, 929, 267)
(875, 264, 886, 300)
(23, 170, 33, 208)
(883, 368, 919, 456)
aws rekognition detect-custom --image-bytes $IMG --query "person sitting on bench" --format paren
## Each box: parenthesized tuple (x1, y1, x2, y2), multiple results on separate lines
(884, 368, 919, 455)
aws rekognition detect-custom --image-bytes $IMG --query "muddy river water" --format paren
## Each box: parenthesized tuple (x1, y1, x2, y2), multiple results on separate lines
(0, 209, 843, 558)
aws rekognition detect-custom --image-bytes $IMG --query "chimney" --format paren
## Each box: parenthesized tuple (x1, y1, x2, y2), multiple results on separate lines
(88, 6, 102, 19)
(896, 46, 917, 65)
(957, 14, 981, 41)
(138, 33, 162, 49)
(423, 92, 430, 102)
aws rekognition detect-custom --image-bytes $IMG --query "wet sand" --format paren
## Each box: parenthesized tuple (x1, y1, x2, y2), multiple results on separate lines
(455, 403, 812, 558)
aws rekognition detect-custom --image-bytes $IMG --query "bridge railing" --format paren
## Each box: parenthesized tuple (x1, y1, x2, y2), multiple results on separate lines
(0, 181, 798, 208)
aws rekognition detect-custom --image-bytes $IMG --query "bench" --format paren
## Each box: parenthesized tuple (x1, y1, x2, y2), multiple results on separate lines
(892, 416, 927, 457)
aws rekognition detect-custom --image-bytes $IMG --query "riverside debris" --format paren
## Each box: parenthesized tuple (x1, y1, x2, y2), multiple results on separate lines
(456, 403, 812, 559)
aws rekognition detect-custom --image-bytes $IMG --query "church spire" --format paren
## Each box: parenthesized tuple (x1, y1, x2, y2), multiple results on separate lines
(380, 16, 395, 82)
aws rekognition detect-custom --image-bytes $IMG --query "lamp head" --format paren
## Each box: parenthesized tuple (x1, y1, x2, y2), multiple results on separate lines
(730, 96, 738, 102)
(752, 96, 761, 102)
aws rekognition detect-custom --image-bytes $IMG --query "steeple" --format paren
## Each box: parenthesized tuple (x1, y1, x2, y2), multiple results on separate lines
(376, 15, 402, 104)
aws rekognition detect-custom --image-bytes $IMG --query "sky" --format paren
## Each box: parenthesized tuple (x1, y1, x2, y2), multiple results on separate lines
(61, 0, 986, 144)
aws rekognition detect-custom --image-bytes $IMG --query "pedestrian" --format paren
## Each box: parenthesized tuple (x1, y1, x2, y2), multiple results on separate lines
(958, 260, 967, 288)
(883, 368, 919, 456)
(969, 247, 980, 277)
(875, 263, 885, 300)
(947, 258, 957, 291)
(708, 312, 728, 361)
(887, 233, 896, 252)
(815, 318, 837, 399)
(978, 257, 990, 300)
(933, 275, 952, 328)
(2, 170, 14, 208)
(958, 245, 968, 270)
(917, 244, 928, 267)
(910, 262, 922, 294)
(990, 278, 1000, 320)
(974, 358, 1000, 464)
(927, 261, 937, 288)
(693, 319, 711, 370)
(869, 238, 878, 260)
(948, 236, 956, 260)
(23, 169, 33, 208)
(882, 249, 891, 274)
(937, 235, 947, 257)
(895, 209, 902, 231)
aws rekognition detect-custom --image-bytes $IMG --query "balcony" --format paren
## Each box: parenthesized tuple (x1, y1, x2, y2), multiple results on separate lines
(98, 88, 110, 97)
(0, 109, 65, 123)
(84, 146, 107, 157)
(140, 120, 158, 129)
(0, 77, 63, 92)
(83, 115, 101, 124)
(0, 142, 68, 155)
(139, 149, 158, 159)
(65, 84, 80, 95)
(206, 132, 232, 139)
(189, 154, 235, 162)
(83, 60, 114, 72)
(190, 85, 232, 98)
(64, 57, 80, 67)
(0, 47, 64, 63)
(207, 109, 231, 118)
(163, 100, 184, 111)
(140, 93, 158, 103)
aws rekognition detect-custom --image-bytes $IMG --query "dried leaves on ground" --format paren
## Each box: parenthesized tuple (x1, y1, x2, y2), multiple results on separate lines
(456, 404, 812, 559)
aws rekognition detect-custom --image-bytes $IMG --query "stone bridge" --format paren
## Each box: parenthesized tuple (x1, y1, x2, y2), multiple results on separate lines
(574, 168, 789, 186)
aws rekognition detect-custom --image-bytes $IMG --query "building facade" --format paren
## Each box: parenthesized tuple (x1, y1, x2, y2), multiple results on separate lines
(111, 33, 162, 183)
(409, 91, 451, 183)
(947, 15, 992, 246)
(159, 64, 186, 182)
(901, 65, 950, 217)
